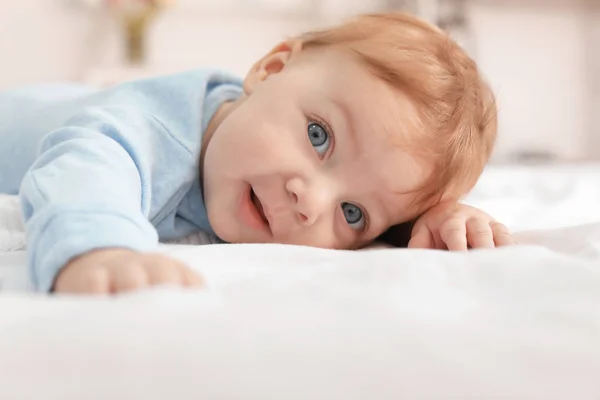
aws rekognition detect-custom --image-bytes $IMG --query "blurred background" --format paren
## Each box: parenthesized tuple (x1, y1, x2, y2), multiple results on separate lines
(1, 0, 599, 163)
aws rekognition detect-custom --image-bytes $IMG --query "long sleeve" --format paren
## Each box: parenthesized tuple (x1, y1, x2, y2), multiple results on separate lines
(3, 69, 244, 292)
(20, 106, 167, 292)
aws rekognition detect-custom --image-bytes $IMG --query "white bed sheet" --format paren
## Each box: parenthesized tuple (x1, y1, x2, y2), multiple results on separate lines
(1, 164, 600, 399)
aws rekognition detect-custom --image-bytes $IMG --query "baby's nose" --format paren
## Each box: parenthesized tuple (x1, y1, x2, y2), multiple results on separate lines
(285, 176, 335, 227)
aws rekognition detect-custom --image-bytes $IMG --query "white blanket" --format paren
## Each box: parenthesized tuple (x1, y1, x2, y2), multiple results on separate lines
(1, 164, 600, 399)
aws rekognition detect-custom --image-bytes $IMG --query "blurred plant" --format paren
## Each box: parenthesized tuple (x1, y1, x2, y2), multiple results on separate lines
(77, 0, 176, 65)
(110, 0, 175, 65)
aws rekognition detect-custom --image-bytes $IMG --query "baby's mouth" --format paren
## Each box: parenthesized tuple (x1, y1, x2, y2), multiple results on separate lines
(250, 188, 268, 226)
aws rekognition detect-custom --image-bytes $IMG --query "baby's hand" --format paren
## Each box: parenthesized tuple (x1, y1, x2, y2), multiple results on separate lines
(53, 248, 203, 294)
(408, 202, 515, 250)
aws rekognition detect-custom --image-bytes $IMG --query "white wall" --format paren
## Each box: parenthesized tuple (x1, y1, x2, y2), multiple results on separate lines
(0, 0, 93, 87)
(0, 0, 598, 160)
(585, 5, 600, 158)
(0, 1, 317, 85)
(468, 1, 591, 161)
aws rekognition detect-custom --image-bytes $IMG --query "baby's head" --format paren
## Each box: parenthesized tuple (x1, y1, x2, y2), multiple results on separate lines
(201, 12, 497, 249)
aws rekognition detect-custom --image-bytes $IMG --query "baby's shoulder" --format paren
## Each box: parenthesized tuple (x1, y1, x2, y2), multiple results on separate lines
(103, 68, 243, 152)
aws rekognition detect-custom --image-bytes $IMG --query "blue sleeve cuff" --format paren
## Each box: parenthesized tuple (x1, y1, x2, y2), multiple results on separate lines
(28, 211, 159, 292)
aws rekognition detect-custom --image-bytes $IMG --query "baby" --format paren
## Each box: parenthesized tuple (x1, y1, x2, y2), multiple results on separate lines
(0, 13, 513, 294)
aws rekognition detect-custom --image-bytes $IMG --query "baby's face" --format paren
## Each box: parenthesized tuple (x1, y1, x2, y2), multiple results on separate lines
(202, 45, 431, 249)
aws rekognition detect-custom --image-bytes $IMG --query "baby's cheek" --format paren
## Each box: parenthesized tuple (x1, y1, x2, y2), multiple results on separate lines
(298, 227, 350, 250)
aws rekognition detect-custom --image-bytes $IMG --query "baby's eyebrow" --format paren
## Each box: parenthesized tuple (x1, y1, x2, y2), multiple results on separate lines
(330, 98, 358, 146)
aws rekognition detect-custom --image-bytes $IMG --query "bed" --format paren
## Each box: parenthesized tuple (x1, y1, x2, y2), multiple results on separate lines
(1, 163, 600, 399)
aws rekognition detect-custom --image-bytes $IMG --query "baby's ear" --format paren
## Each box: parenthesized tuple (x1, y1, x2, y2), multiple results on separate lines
(243, 40, 304, 94)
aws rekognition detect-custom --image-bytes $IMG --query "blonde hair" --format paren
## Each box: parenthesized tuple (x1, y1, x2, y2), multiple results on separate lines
(296, 13, 497, 212)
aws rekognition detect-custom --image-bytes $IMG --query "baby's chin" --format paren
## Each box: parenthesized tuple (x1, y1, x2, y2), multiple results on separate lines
(209, 220, 269, 245)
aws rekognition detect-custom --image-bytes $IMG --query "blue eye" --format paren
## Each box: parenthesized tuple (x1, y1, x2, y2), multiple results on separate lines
(341, 202, 365, 231)
(308, 122, 330, 156)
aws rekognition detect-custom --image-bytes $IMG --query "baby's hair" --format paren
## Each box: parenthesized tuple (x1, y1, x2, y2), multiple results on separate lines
(296, 12, 498, 246)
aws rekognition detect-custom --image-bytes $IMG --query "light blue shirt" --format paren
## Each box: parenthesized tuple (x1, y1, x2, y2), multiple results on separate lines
(0, 69, 244, 292)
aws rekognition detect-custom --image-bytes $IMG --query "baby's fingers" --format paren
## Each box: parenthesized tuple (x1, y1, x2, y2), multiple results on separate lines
(112, 261, 150, 293)
(466, 218, 495, 249)
(177, 264, 204, 288)
(491, 222, 516, 247)
(144, 254, 203, 289)
(407, 226, 434, 249)
(54, 264, 111, 295)
(439, 217, 468, 251)
(76, 267, 112, 294)
(145, 254, 185, 286)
